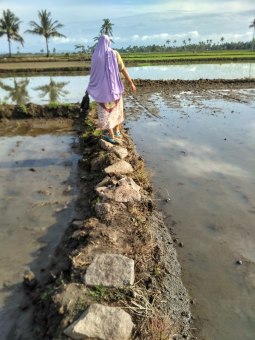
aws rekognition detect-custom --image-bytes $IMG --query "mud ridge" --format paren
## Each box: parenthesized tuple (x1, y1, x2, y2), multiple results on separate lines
(4, 106, 194, 339)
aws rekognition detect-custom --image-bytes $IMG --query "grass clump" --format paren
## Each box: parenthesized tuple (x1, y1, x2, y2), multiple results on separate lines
(17, 104, 27, 114)
(49, 101, 59, 109)
(88, 285, 109, 301)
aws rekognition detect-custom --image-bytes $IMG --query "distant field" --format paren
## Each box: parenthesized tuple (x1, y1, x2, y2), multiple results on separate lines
(121, 50, 255, 63)
(0, 50, 254, 75)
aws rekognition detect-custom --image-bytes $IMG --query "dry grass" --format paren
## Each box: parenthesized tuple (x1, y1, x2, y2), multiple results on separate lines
(146, 317, 173, 340)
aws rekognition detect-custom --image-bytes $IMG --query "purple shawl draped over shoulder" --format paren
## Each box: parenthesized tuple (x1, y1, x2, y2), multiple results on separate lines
(87, 35, 124, 103)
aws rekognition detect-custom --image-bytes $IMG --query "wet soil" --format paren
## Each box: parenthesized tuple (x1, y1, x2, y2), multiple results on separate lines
(0, 60, 90, 75)
(1, 58, 255, 76)
(0, 103, 80, 120)
(133, 78, 255, 93)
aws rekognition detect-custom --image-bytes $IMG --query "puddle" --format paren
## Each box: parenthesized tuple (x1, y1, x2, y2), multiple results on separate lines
(0, 121, 81, 338)
(126, 89, 255, 340)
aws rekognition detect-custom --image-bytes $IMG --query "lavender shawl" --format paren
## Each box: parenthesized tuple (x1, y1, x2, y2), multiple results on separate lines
(87, 35, 124, 103)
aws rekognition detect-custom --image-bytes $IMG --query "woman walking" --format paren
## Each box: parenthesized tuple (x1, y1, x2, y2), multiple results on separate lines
(87, 35, 136, 144)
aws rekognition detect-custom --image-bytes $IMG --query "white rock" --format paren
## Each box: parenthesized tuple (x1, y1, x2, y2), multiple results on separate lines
(64, 303, 134, 340)
(96, 177, 141, 203)
(113, 146, 129, 159)
(104, 160, 133, 175)
(84, 254, 135, 288)
(114, 177, 141, 202)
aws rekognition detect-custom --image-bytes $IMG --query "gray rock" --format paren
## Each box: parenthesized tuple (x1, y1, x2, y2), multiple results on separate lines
(114, 177, 141, 202)
(84, 254, 135, 288)
(99, 139, 127, 158)
(99, 138, 115, 151)
(104, 160, 133, 175)
(113, 146, 128, 159)
(64, 303, 133, 340)
(96, 177, 141, 203)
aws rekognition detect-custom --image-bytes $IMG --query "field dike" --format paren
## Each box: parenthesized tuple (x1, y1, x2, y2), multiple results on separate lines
(0, 103, 193, 339)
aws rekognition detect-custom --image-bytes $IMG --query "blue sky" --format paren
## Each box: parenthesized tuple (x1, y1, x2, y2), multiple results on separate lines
(0, 0, 254, 54)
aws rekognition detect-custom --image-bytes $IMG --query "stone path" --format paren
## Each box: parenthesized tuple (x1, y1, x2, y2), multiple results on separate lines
(64, 138, 138, 340)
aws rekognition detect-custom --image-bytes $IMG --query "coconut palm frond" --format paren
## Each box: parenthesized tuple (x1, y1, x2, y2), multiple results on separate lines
(25, 9, 66, 56)
(0, 9, 24, 56)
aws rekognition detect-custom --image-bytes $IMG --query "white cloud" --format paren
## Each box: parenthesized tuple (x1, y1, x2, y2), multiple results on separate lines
(151, 0, 255, 14)
(141, 33, 169, 41)
(53, 37, 71, 43)
(132, 35, 140, 40)
(52, 36, 91, 45)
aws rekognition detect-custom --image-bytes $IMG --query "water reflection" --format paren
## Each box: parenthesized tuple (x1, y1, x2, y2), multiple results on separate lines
(33, 78, 69, 103)
(158, 137, 251, 179)
(0, 63, 254, 105)
(0, 78, 30, 105)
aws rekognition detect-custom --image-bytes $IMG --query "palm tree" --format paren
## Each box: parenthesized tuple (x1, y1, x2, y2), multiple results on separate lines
(165, 39, 170, 51)
(33, 78, 69, 103)
(188, 38, 191, 50)
(25, 10, 66, 57)
(0, 9, 24, 57)
(0, 78, 30, 105)
(100, 18, 114, 36)
(220, 36, 224, 49)
(249, 18, 255, 52)
(94, 18, 114, 42)
(75, 44, 86, 54)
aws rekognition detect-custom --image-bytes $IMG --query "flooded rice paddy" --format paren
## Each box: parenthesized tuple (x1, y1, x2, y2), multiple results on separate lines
(125, 88, 255, 340)
(0, 121, 80, 338)
(0, 62, 255, 339)
(0, 63, 254, 105)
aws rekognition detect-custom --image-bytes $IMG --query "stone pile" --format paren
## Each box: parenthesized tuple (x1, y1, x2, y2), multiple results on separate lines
(64, 138, 140, 340)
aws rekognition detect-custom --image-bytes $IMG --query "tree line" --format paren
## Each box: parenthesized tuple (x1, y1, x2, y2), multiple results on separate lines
(0, 9, 254, 57)
(118, 40, 254, 53)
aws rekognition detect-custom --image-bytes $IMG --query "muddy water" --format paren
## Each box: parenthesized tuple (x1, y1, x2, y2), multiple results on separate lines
(0, 120, 80, 339)
(126, 89, 255, 340)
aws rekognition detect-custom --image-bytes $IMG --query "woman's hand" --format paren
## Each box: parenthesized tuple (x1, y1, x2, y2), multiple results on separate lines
(130, 81, 136, 93)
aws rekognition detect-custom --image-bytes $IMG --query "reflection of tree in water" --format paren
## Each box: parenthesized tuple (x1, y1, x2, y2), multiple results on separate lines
(33, 78, 69, 103)
(0, 78, 30, 105)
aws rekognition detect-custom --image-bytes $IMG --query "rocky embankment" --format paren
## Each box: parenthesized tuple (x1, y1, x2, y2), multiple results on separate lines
(2, 105, 194, 339)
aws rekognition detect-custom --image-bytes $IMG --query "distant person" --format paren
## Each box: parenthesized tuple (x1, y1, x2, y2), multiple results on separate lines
(87, 35, 136, 144)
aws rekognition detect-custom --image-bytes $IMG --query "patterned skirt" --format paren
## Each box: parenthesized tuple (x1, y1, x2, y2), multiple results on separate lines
(97, 97, 124, 130)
